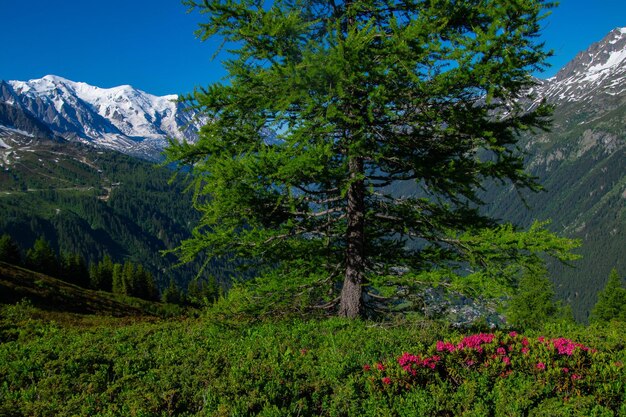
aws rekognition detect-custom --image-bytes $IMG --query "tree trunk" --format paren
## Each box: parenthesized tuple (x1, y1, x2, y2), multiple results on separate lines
(339, 156, 365, 318)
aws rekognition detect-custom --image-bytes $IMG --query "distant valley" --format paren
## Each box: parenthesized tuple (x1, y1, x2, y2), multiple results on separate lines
(0, 132, 227, 291)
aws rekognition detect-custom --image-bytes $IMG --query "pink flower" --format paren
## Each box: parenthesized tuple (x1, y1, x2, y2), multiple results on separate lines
(423, 357, 438, 369)
(521, 347, 529, 355)
(363, 364, 371, 371)
(458, 333, 495, 350)
(376, 363, 385, 371)
(466, 360, 475, 366)
(552, 338, 576, 356)
(382, 377, 391, 385)
(562, 367, 569, 373)
(398, 352, 440, 373)
(536, 362, 546, 370)
(509, 331, 518, 338)
(522, 338, 529, 347)
(503, 357, 511, 366)
(398, 353, 418, 367)
(436, 341, 456, 352)
(571, 374, 581, 380)
(497, 347, 506, 355)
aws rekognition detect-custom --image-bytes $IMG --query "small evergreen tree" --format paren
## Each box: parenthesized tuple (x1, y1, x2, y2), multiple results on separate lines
(25, 236, 58, 276)
(187, 276, 219, 306)
(590, 268, 626, 323)
(506, 267, 559, 330)
(132, 264, 159, 301)
(60, 252, 89, 288)
(0, 234, 22, 265)
(89, 255, 114, 292)
(121, 261, 136, 296)
(112, 263, 125, 295)
(162, 278, 184, 305)
(109, 260, 160, 300)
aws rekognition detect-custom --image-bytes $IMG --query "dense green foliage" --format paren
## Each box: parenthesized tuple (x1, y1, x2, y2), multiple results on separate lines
(169, 0, 578, 317)
(1, 300, 625, 416)
(25, 237, 59, 276)
(111, 260, 160, 301)
(590, 268, 626, 323)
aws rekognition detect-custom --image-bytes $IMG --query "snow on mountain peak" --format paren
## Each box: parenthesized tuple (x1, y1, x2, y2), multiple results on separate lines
(540, 27, 626, 103)
(3, 75, 202, 159)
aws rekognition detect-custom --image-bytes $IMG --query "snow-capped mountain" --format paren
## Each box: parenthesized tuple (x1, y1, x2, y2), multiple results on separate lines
(0, 75, 203, 159)
(533, 27, 626, 105)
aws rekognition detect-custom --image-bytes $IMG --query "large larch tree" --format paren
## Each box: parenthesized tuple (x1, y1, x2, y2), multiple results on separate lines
(168, 0, 576, 318)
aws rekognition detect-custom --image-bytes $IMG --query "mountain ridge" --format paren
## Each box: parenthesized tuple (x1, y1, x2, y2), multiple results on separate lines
(529, 27, 626, 107)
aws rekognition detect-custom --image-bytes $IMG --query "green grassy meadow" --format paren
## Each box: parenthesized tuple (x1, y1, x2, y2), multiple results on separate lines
(1, 285, 625, 416)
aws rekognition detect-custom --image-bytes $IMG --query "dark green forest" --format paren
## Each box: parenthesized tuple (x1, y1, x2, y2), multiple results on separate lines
(0, 141, 230, 294)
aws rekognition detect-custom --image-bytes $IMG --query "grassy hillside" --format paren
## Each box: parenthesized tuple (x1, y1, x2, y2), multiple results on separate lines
(0, 261, 180, 322)
(1, 258, 624, 416)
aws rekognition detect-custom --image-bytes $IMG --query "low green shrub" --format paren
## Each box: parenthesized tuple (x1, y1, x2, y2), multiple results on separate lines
(0, 316, 624, 416)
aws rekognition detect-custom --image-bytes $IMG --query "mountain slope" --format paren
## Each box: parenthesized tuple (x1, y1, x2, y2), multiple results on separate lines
(484, 27, 626, 321)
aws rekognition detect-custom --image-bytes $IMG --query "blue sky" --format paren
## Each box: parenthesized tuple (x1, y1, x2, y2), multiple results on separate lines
(1, 0, 624, 96)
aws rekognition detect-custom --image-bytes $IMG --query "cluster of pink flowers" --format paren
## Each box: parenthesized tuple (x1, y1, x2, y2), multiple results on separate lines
(398, 352, 441, 375)
(365, 332, 598, 389)
(436, 333, 495, 353)
(549, 337, 592, 356)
